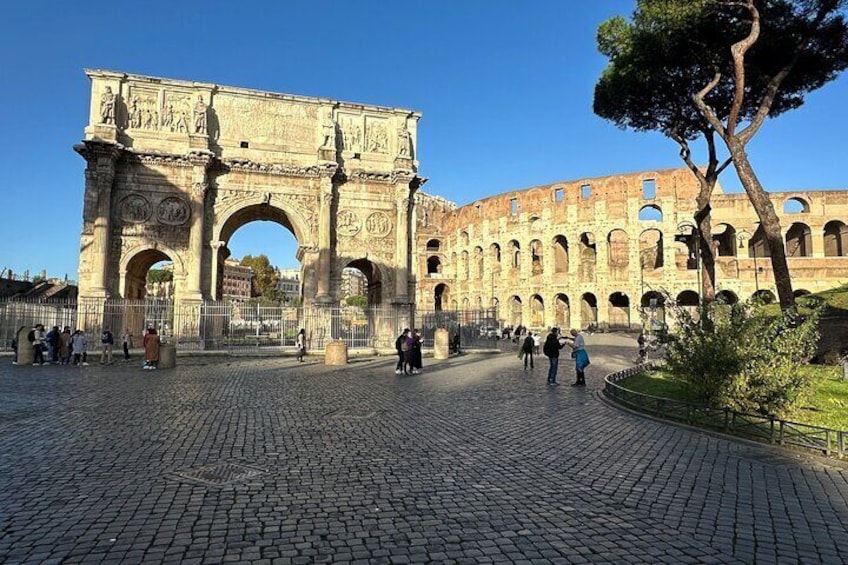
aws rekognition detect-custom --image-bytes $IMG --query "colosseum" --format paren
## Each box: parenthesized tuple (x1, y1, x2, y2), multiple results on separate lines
(413, 168, 848, 331)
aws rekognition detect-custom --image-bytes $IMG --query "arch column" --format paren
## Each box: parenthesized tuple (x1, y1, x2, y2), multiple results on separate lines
(392, 175, 424, 304)
(185, 151, 213, 301)
(315, 168, 338, 303)
(209, 240, 226, 301)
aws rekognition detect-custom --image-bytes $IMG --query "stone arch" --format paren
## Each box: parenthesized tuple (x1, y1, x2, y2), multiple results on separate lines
(578, 232, 597, 282)
(450, 252, 458, 278)
(783, 196, 810, 214)
(552, 235, 569, 274)
(748, 225, 770, 258)
(344, 258, 383, 305)
(638, 205, 663, 222)
(530, 294, 544, 328)
(460, 250, 470, 280)
(214, 200, 309, 247)
(427, 255, 442, 275)
(121, 244, 186, 299)
(509, 295, 523, 327)
(474, 246, 484, 279)
(475, 296, 483, 310)
(554, 293, 570, 328)
(676, 290, 699, 306)
(509, 240, 521, 270)
(459, 230, 470, 246)
(713, 223, 737, 257)
(793, 289, 811, 298)
(581, 292, 598, 326)
(639, 229, 664, 270)
(824, 220, 848, 257)
(434, 283, 449, 311)
(490, 243, 502, 270)
(716, 290, 739, 305)
(608, 291, 631, 329)
(462, 297, 470, 310)
(641, 291, 666, 324)
(753, 289, 776, 304)
(786, 222, 812, 257)
(530, 239, 543, 275)
(426, 238, 441, 252)
(607, 229, 629, 268)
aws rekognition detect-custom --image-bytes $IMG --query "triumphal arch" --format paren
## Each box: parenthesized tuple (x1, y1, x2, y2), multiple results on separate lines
(76, 70, 424, 307)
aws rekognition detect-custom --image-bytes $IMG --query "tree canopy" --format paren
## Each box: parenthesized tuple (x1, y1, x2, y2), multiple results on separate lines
(239, 254, 279, 298)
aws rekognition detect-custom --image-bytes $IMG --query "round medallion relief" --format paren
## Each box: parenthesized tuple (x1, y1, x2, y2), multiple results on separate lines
(119, 194, 152, 224)
(337, 210, 361, 237)
(365, 211, 391, 238)
(157, 197, 190, 226)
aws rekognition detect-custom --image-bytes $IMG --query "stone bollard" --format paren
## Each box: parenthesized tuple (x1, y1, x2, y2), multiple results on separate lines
(158, 343, 177, 369)
(325, 340, 348, 366)
(16, 327, 34, 365)
(433, 328, 450, 360)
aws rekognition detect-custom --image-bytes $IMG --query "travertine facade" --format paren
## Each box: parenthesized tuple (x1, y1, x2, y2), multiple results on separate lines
(416, 170, 848, 329)
(76, 71, 848, 332)
(76, 70, 424, 306)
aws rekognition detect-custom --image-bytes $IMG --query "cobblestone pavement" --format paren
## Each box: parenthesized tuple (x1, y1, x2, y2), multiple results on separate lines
(2, 336, 847, 564)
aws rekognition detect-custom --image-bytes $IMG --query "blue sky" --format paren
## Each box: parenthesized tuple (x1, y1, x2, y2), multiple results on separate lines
(1, 0, 846, 279)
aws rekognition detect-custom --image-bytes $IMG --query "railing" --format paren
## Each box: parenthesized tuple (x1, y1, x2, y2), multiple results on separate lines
(604, 365, 848, 458)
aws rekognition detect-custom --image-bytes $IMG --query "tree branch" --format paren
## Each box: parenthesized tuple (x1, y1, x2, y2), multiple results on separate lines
(726, 0, 760, 138)
(692, 71, 727, 139)
(671, 131, 706, 186)
(737, 64, 794, 144)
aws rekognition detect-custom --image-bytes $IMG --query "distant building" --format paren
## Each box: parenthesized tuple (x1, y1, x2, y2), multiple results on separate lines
(146, 263, 175, 299)
(276, 268, 301, 302)
(0, 270, 78, 300)
(223, 259, 254, 300)
(340, 268, 367, 301)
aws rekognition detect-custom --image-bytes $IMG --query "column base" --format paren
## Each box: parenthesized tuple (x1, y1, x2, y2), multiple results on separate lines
(313, 294, 335, 305)
(391, 296, 411, 305)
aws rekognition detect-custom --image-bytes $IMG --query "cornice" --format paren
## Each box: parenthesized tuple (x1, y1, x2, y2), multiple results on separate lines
(222, 159, 336, 178)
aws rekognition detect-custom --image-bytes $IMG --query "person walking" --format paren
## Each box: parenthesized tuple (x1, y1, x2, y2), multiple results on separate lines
(533, 332, 541, 356)
(71, 330, 88, 366)
(121, 329, 132, 361)
(567, 328, 590, 386)
(521, 332, 535, 370)
(542, 327, 566, 385)
(100, 327, 115, 364)
(394, 329, 410, 374)
(30, 324, 46, 366)
(409, 329, 423, 374)
(143, 326, 161, 370)
(295, 328, 307, 362)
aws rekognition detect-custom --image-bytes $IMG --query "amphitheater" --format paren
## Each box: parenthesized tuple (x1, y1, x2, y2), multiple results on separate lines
(68, 70, 848, 345)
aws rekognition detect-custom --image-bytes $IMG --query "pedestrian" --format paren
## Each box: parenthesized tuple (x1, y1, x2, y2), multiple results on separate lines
(100, 327, 115, 364)
(394, 328, 410, 374)
(30, 324, 46, 366)
(637, 331, 647, 363)
(567, 329, 590, 386)
(122, 329, 132, 360)
(46, 325, 60, 364)
(71, 330, 88, 366)
(59, 327, 72, 365)
(533, 332, 541, 355)
(295, 328, 307, 362)
(542, 327, 566, 385)
(11, 335, 18, 365)
(521, 331, 535, 370)
(143, 326, 161, 370)
(410, 329, 423, 374)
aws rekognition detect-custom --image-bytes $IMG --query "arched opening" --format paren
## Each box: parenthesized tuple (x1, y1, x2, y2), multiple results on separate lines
(343, 259, 383, 306)
(716, 290, 739, 305)
(552, 235, 569, 274)
(509, 240, 521, 270)
(824, 221, 848, 257)
(793, 289, 811, 298)
(530, 294, 544, 328)
(490, 243, 502, 271)
(638, 205, 663, 222)
(581, 293, 598, 327)
(554, 294, 570, 328)
(530, 240, 543, 275)
(125, 249, 176, 300)
(434, 283, 449, 311)
(607, 229, 630, 277)
(783, 197, 810, 214)
(450, 252, 458, 278)
(639, 229, 664, 270)
(676, 290, 699, 306)
(218, 204, 302, 303)
(748, 225, 770, 258)
(675, 225, 698, 270)
(426, 239, 441, 252)
(461, 250, 470, 280)
(753, 289, 776, 304)
(713, 224, 737, 257)
(578, 232, 597, 282)
(786, 222, 812, 257)
(509, 295, 523, 327)
(427, 256, 442, 275)
(474, 246, 484, 279)
(459, 230, 469, 246)
(641, 291, 666, 326)
(608, 292, 631, 329)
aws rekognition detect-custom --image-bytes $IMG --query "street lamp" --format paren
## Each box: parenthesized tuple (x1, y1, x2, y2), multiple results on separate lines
(736, 229, 760, 292)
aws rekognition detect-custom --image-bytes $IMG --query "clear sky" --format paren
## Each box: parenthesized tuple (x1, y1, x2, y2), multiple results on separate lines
(1, 0, 846, 279)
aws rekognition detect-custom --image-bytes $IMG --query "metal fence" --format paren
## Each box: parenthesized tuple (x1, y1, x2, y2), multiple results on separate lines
(1, 298, 502, 354)
(604, 364, 848, 459)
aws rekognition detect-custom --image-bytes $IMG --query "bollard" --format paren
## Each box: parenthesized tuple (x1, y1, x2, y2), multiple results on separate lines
(158, 343, 177, 369)
(433, 328, 450, 360)
(325, 340, 348, 365)
(16, 327, 34, 365)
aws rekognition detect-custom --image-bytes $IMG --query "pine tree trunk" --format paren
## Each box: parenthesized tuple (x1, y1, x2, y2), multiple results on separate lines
(694, 196, 716, 306)
(728, 141, 795, 309)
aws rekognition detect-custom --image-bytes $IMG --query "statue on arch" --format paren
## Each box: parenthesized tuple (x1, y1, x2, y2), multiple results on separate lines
(100, 86, 116, 125)
(322, 109, 337, 149)
(193, 95, 207, 134)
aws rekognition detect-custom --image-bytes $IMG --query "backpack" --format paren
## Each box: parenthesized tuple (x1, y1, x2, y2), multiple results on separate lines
(543, 335, 557, 357)
(101, 331, 112, 344)
(27, 329, 35, 343)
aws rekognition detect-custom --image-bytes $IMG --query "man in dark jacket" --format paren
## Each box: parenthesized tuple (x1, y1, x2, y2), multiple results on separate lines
(394, 329, 410, 375)
(542, 327, 566, 385)
(521, 332, 535, 370)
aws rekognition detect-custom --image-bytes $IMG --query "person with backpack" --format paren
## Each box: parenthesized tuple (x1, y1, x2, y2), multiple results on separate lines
(100, 327, 115, 364)
(394, 328, 410, 375)
(521, 332, 535, 370)
(295, 328, 307, 363)
(542, 327, 566, 385)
